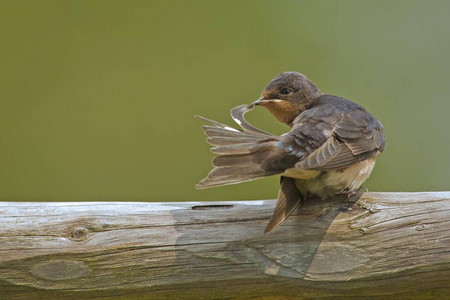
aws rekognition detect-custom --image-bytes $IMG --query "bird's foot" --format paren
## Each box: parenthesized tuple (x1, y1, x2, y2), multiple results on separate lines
(343, 187, 366, 211)
(358, 185, 369, 193)
(347, 185, 368, 199)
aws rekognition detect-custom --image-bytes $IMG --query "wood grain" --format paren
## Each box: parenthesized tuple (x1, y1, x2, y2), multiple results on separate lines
(0, 192, 449, 299)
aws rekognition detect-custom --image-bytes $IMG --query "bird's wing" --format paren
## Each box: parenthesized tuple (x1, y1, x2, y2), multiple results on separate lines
(294, 106, 385, 170)
(196, 100, 385, 188)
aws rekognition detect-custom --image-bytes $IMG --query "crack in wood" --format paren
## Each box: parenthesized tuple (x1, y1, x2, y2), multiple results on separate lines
(191, 205, 234, 210)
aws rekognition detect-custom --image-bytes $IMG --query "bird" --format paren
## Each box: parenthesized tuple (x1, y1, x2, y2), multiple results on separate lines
(195, 72, 385, 233)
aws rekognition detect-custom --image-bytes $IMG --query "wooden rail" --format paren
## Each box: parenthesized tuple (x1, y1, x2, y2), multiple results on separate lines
(0, 192, 449, 299)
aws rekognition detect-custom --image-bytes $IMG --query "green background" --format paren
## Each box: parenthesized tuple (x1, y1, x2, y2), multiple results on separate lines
(1, 0, 449, 202)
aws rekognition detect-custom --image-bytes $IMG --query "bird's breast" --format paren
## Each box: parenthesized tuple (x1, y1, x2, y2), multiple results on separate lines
(292, 157, 376, 199)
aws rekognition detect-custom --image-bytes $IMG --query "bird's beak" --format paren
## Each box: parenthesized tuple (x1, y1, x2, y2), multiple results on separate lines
(252, 98, 264, 106)
(252, 98, 283, 106)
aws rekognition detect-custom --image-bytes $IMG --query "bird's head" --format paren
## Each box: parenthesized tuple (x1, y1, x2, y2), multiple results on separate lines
(253, 72, 322, 126)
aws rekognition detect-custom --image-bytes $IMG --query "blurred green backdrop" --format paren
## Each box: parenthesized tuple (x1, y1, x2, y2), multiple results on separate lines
(1, 0, 449, 202)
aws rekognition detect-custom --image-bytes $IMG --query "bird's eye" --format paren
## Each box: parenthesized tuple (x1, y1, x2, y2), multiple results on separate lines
(280, 88, 292, 95)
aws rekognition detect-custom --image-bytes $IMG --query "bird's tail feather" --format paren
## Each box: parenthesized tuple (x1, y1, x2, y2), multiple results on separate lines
(265, 176, 303, 233)
(195, 109, 281, 189)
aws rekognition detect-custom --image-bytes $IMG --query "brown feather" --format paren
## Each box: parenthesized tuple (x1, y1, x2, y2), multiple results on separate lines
(196, 108, 285, 189)
(265, 177, 303, 233)
(196, 88, 385, 233)
(230, 104, 272, 135)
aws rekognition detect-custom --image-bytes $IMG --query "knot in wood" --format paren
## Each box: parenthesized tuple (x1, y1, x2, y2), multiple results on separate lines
(415, 224, 426, 231)
(31, 260, 90, 281)
(70, 227, 89, 240)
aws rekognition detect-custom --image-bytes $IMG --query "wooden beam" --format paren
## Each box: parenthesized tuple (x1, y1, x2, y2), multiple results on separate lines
(0, 192, 449, 299)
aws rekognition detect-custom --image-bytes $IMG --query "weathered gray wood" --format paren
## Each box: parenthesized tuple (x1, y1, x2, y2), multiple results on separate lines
(0, 192, 449, 299)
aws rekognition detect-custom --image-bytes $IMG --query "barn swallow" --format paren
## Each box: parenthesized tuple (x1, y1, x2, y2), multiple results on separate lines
(196, 72, 385, 233)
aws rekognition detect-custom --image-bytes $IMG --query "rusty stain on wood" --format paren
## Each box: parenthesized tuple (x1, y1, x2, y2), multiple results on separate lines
(0, 192, 449, 299)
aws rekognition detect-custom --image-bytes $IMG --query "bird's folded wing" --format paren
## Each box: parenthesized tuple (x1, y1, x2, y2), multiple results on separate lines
(295, 109, 385, 170)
